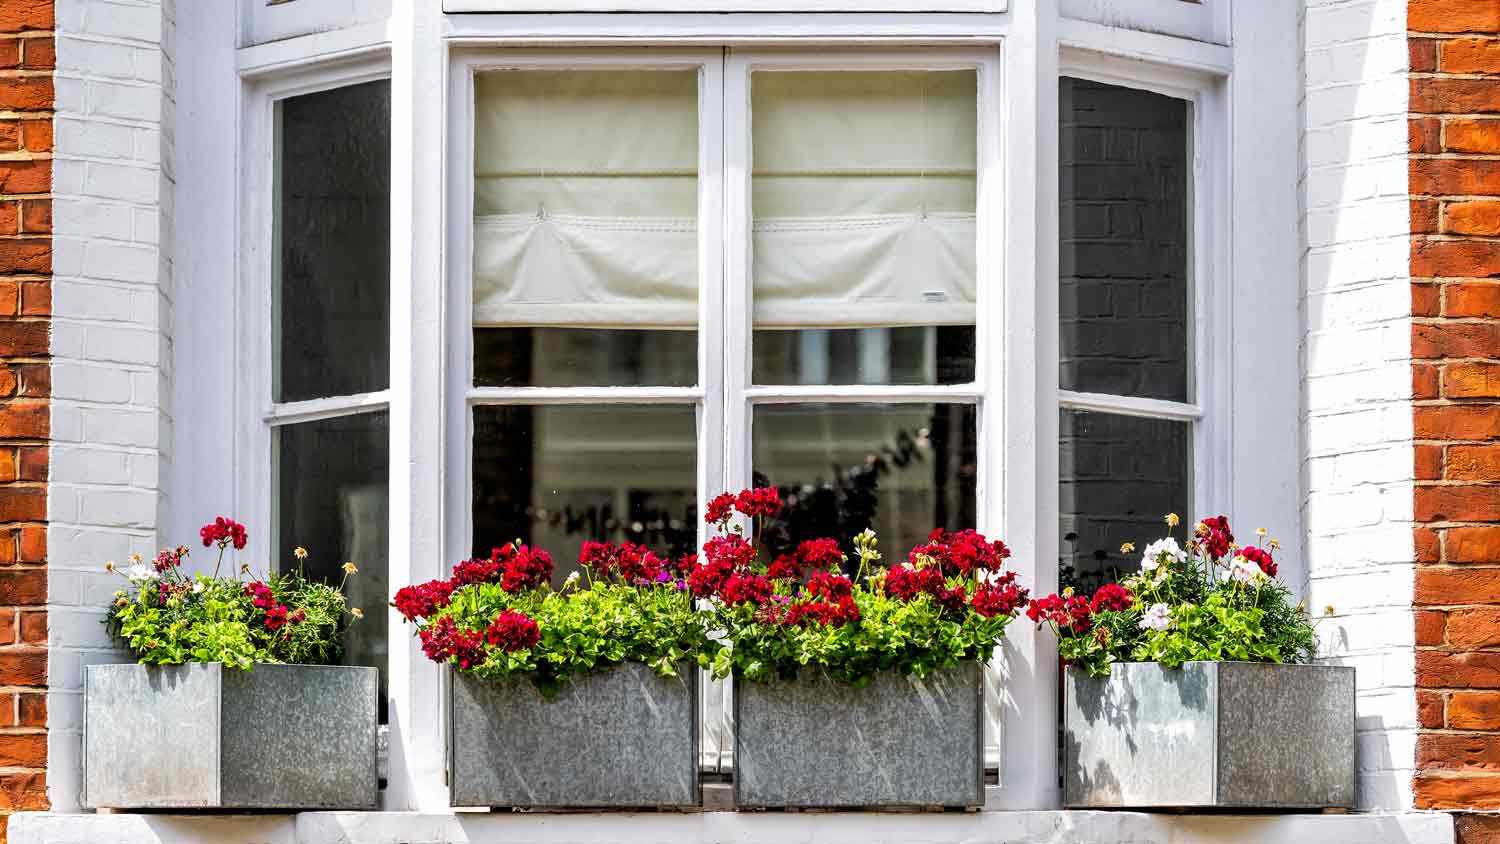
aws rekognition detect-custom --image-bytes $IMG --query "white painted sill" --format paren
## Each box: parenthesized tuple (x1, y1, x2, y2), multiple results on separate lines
(8, 809, 1456, 844)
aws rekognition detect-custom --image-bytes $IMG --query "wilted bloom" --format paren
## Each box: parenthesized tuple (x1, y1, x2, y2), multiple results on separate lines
(1324, 604, 1336, 617)
(351, 607, 364, 619)
(1165, 513, 1180, 527)
(1139, 602, 1172, 631)
(294, 546, 308, 560)
(343, 561, 358, 575)
(1120, 542, 1135, 555)
(105, 560, 116, 572)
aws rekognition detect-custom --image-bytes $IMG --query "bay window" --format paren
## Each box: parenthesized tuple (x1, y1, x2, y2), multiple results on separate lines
(230, 2, 1240, 809)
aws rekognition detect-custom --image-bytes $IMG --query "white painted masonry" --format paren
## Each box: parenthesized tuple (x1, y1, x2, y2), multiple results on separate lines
(1300, 0, 1417, 813)
(47, 0, 173, 815)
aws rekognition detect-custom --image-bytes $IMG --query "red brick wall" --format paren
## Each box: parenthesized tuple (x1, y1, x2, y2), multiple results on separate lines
(0, 0, 49, 837)
(1412, 1, 1500, 830)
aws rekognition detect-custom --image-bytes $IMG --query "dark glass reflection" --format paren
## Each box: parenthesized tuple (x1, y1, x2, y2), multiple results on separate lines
(472, 405, 698, 582)
(751, 403, 977, 564)
(474, 328, 697, 388)
(276, 412, 390, 722)
(1059, 77, 1190, 403)
(753, 326, 975, 386)
(1059, 409, 1189, 592)
(276, 80, 391, 403)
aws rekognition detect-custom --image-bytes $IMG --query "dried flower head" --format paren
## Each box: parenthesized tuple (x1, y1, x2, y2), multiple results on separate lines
(351, 607, 364, 619)
(1256, 527, 1268, 537)
(105, 560, 116, 572)
(1165, 513, 1181, 527)
(294, 547, 308, 560)
(1324, 605, 1336, 617)
(1269, 539, 1282, 550)
(342, 561, 358, 575)
(129, 552, 143, 565)
(1120, 542, 1135, 554)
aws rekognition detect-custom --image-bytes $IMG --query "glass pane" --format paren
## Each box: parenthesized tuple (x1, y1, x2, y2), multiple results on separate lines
(276, 80, 391, 403)
(751, 70, 978, 386)
(751, 403, 977, 563)
(1058, 409, 1190, 592)
(275, 412, 390, 722)
(472, 405, 698, 582)
(1059, 77, 1191, 403)
(475, 327, 696, 388)
(472, 69, 699, 387)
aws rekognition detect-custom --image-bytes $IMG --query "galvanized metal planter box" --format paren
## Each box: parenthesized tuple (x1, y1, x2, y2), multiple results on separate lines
(449, 661, 699, 808)
(734, 662, 983, 808)
(1063, 661, 1356, 809)
(84, 662, 379, 810)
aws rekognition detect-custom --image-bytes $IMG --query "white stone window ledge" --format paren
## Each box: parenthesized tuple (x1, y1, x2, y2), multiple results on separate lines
(8, 810, 1456, 844)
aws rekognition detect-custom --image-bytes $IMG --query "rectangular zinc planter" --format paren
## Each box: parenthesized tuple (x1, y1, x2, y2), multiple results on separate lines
(84, 662, 379, 810)
(450, 661, 699, 808)
(1064, 661, 1355, 809)
(734, 662, 983, 808)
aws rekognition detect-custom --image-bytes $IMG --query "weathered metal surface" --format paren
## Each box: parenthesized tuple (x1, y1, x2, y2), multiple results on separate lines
(734, 663, 984, 808)
(1063, 661, 1356, 809)
(449, 661, 699, 808)
(84, 662, 379, 810)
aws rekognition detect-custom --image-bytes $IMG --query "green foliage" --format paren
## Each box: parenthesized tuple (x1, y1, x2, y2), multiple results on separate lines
(424, 580, 720, 697)
(709, 586, 1018, 686)
(1045, 520, 1322, 677)
(104, 548, 359, 669)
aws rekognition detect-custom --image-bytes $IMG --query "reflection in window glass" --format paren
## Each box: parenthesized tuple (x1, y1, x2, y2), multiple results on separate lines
(752, 403, 977, 563)
(276, 412, 390, 722)
(1058, 410, 1189, 592)
(471, 405, 698, 581)
(751, 70, 978, 386)
(276, 80, 391, 403)
(1059, 77, 1190, 403)
(471, 70, 699, 387)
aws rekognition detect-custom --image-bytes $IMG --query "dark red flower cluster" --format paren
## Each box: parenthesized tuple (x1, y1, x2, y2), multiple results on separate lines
(484, 610, 540, 652)
(153, 546, 187, 573)
(797, 538, 844, 570)
(501, 545, 553, 592)
(1239, 545, 1277, 577)
(885, 564, 944, 600)
(971, 572, 1029, 618)
(393, 578, 456, 622)
(735, 487, 782, 519)
(934, 585, 969, 613)
(419, 616, 485, 669)
(1090, 583, 1134, 613)
(704, 493, 736, 525)
(1027, 593, 1092, 633)
(807, 571, 853, 601)
(765, 554, 802, 581)
(784, 595, 861, 627)
(1196, 516, 1234, 560)
(243, 581, 303, 631)
(703, 534, 757, 570)
(720, 572, 774, 607)
(909, 529, 1010, 577)
(200, 516, 248, 551)
(689, 556, 735, 598)
(450, 544, 553, 592)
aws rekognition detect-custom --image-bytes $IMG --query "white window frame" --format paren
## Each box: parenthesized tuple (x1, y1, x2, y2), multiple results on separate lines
(445, 0, 1006, 13)
(224, 3, 1237, 813)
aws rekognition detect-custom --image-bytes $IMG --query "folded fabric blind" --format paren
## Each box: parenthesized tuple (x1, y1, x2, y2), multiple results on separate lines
(471, 67, 978, 329)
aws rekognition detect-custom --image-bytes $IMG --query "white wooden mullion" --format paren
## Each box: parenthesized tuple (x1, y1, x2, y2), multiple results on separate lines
(723, 50, 754, 498)
(467, 386, 704, 406)
(743, 385, 981, 404)
(1056, 390, 1204, 424)
(388, 0, 449, 811)
(445, 0, 1008, 12)
(264, 390, 393, 426)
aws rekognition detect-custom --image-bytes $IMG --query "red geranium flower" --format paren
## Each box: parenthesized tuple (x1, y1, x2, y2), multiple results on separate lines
(1239, 545, 1277, 577)
(765, 554, 802, 581)
(392, 579, 455, 622)
(703, 535, 756, 570)
(721, 572, 774, 607)
(1090, 583, 1134, 613)
(807, 570, 853, 601)
(796, 538, 845, 570)
(200, 516, 248, 551)
(885, 564, 943, 600)
(485, 610, 541, 652)
(704, 493, 736, 525)
(734, 487, 782, 519)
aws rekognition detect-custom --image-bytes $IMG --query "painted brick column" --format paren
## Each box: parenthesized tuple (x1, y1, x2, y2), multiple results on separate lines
(0, 0, 51, 839)
(1411, 0, 1500, 832)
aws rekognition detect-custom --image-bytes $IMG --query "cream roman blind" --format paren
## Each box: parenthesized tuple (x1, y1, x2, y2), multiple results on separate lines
(472, 67, 977, 329)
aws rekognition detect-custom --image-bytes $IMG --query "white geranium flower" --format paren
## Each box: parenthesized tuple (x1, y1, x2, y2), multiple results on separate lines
(1228, 555, 1262, 585)
(192, 580, 206, 594)
(1139, 602, 1172, 632)
(1140, 537, 1186, 573)
(563, 571, 580, 588)
(126, 563, 157, 583)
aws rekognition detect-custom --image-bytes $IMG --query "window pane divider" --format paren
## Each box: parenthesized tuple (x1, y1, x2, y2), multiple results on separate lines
(1057, 389, 1202, 423)
(467, 385, 704, 405)
(264, 390, 392, 426)
(742, 384, 981, 404)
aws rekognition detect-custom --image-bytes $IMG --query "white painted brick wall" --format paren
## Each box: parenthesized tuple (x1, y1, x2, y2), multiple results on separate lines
(1300, 0, 1415, 813)
(48, 0, 173, 815)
